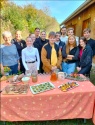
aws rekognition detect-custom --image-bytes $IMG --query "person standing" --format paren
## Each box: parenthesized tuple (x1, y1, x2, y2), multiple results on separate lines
(62, 35, 79, 74)
(67, 27, 79, 46)
(60, 26, 68, 44)
(29, 33, 36, 43)
(55, 32, 65, 51)
(77, 37, 93, 76)
(34, 27, 40, 39)
(22, 37, 40, 75)
(83, 28, 95, 57)
(41, 31, 62, 73)
(12, 30, 26, 73)
(34, 31, 48, 73)
(0, 31, 19, 75)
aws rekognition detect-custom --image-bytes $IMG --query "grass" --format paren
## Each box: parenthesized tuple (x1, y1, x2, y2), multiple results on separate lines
(0, 68, 95, 125)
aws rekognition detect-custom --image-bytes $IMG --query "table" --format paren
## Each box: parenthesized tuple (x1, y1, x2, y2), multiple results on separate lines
(1, 75, 95, 124)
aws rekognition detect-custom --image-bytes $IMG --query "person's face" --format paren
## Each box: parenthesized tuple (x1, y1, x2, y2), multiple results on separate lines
(67, 30, 74, 36)
(35, 29, 40, 37)
(3, 34, 12, 44)
(40, 32, 46, 40)
(61, 28, 66, 35)
(83, 31, 90, 39)
(15, 31, 22, 40)
(68, 36, 75, 45)
(56, 33, 60, 41)
(61, 28, 67, 35)
(30, 34, 36, 42)
(49, 36, 56, 44)
(79, 39, 86, 48)
(26, 38, 33, 47)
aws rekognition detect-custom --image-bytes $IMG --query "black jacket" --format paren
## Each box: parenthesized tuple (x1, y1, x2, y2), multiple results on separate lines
(62, 45, 79, 63)
(78, 45, 93, 68)
(87, 38, 95, 56)
(11, 39, 26, 57)
(55, 40, 65, 51)
(44, 42, 59, 60)
(33, 37, 49, 56)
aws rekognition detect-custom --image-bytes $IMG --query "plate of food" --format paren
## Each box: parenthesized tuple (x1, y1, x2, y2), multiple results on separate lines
(66, 73, 89, 81)
(30, 82, 55, 94)
(2, 84, 29, 94)
(58, 81, 79, 92)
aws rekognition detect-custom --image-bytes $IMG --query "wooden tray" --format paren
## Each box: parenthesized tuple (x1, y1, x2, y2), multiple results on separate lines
(2, 84, 29, 95)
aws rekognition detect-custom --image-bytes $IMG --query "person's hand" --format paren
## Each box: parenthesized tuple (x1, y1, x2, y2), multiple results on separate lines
(51, 66, 57, 71)
(77, 67, 81, 72)
(1, 66, 4, 76)
(18, 63, 20, 71)
(67, 55, 74, 58)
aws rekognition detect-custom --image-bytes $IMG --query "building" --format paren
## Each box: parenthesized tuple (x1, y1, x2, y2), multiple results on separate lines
(60, 0, 95, 39)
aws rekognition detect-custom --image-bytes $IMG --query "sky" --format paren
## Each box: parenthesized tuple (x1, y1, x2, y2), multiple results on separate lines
(10, 0, 86, 24)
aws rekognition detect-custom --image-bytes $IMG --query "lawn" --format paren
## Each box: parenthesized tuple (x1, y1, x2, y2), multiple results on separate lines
(0, 68, 95, 125)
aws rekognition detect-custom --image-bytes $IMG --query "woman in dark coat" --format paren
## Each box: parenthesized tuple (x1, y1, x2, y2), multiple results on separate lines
(12, 30, 26, 73)
(77, 37, 93, 76)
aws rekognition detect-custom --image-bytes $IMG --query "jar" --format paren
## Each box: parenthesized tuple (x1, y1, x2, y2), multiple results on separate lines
(32, 73, 38, 83)
(50, 72, 57, 81)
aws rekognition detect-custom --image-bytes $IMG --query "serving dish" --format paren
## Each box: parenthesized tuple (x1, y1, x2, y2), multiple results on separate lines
(58, 81, 79, 92)
(2, 84, 29, 94)
(30, 82, 55, 94)
(65, 73, 89, 81)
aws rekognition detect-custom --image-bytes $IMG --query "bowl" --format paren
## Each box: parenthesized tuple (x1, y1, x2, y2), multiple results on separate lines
(21, 77, 30, 84)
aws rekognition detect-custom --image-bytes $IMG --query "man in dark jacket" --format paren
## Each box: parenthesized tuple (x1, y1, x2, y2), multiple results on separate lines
(55, 32, 65, 51)
(33, 31, 48, 73)
(83, 28, 95, 56)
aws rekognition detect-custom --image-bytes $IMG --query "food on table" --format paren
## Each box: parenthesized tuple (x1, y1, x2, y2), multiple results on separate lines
(30, 82, 55, 94)
(71, 73, 79, 78)
(66, 73, 89, 81)
(6, 73, 25, 83)
(0, 76, 7, 81)
(4, 66, 11, 72)
(69, 82, 76, 87)
(17, 73, 24, 81)
(21, 77, 30, 84)
(12, 75, 18, 82)
(3, 84, 29, 94)
(59, 82, 79, 92)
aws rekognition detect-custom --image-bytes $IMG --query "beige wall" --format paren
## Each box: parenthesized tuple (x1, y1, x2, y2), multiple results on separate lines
(64, 3, 95, 39)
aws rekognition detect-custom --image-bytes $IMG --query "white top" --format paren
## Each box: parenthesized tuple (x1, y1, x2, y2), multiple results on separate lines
(60, 36, 79, 46)
(60, 35, 68, 44)
(22, 46, 40, 70)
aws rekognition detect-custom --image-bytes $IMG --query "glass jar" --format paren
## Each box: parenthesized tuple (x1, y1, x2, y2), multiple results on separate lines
(32, 73, 38, 83)
(50, 72, 57, 81)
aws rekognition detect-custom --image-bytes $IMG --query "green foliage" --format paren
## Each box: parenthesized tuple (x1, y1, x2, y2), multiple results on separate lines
(1, 0, 59, 37)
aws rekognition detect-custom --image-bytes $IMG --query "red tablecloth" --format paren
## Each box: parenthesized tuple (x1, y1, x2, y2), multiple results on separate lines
(1, 75, 95, 124)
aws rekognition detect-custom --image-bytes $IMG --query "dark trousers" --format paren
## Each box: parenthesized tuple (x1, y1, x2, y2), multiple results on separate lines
(20, 58, 25, 73)
(9, 64, 18, 75)
(78, 65, 92, 77)
(39, 61, 44, 73)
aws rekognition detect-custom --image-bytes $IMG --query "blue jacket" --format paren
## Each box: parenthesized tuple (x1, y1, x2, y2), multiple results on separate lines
(78, 45, 93, 68)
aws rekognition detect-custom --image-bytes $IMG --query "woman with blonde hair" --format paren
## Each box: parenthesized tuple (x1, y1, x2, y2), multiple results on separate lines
(0, 31, 19, 75)
(62, 35, 79, 74)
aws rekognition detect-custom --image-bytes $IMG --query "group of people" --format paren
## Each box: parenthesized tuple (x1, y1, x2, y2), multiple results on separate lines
(0, 27, 95, 77)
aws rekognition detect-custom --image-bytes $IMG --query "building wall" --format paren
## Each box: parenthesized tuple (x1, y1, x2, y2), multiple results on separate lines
(64, 3, 95, 39)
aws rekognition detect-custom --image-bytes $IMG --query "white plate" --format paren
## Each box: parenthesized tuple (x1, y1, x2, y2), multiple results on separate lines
(58, 81, 79, 92)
